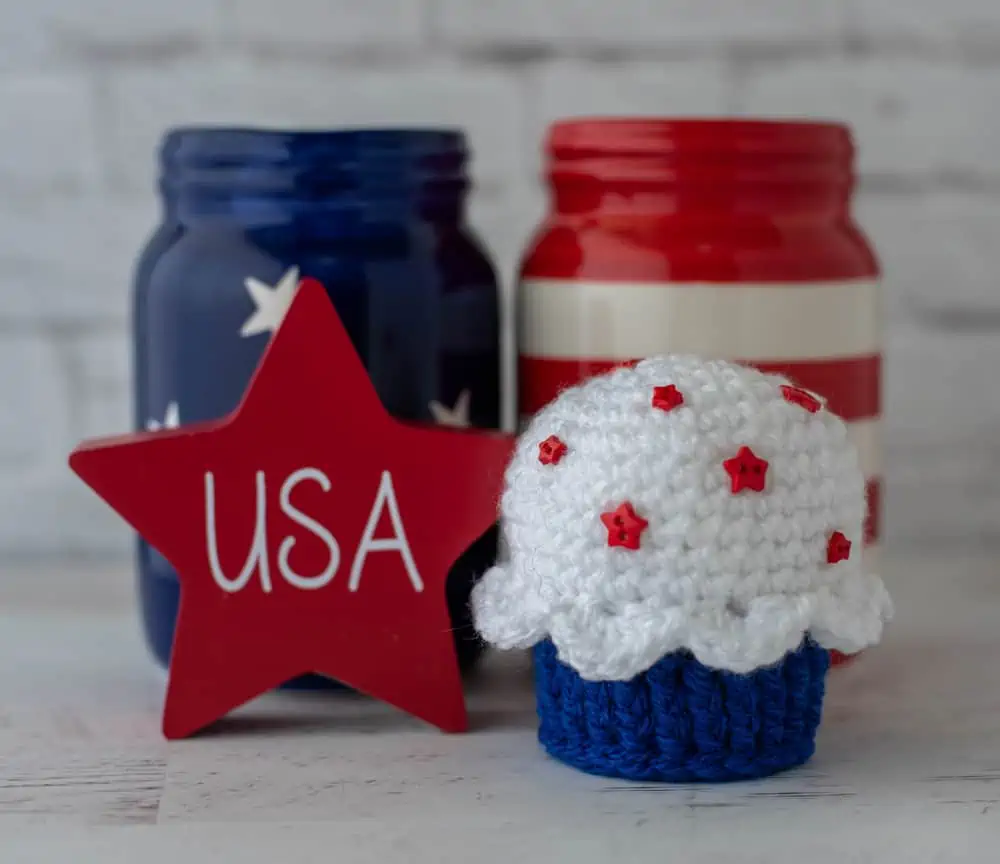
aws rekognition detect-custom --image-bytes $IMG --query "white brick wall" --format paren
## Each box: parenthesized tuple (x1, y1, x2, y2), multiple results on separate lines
(528, 59, 732, 155)
(105, 62, 523, 194)
(1, 0, 224, 70)
(739, 59, 1000, 180)
(0, 196, 158, 324)
(230, 0, 425, 52)
(433, 0, 842, 49)
(850, 0, 1000, 46)
(0, 76, 102, 193)
(2, 0, 999, 556)
(855, 192, 1000, 317)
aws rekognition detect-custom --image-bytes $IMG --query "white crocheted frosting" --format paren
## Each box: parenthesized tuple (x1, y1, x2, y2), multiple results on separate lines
(472, 356, 893, 679)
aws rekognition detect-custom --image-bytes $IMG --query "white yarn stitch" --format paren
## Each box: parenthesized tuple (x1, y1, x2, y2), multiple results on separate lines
(471, 356, 893, 680)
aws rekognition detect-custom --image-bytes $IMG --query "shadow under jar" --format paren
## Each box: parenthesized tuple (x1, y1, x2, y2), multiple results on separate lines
(132, 127, 502, 686)
(516, 118, 883, 666)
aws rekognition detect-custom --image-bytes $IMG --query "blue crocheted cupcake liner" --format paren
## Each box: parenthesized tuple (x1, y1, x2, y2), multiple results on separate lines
(532, 638, 829, 782)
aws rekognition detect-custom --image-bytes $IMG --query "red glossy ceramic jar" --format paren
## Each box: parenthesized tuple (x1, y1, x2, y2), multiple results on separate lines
(516, 118, 882, 666)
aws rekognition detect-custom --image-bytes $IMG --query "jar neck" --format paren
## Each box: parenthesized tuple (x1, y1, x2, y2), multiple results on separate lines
(159, 127, 470, 228)
(546, 118, 856, 220)
(165, 184, 468, 229)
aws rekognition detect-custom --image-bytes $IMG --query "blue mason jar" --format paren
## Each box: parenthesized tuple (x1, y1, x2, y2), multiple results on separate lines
(131, 127, 502, 684)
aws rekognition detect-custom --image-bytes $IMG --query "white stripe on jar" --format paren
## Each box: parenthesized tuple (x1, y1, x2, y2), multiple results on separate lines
(519, 278, 881, 361)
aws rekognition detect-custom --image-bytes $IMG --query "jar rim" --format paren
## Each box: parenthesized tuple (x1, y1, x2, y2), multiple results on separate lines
(547, 117, 854, 158)
(158, 126, 471, 222)
(160, 125, 468, 167)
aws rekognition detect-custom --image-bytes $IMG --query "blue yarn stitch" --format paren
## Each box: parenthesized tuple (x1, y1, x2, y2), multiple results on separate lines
(533, 639, 829, 782)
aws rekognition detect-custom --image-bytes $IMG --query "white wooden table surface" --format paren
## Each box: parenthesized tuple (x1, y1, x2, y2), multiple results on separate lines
(1, 548, 998, 862)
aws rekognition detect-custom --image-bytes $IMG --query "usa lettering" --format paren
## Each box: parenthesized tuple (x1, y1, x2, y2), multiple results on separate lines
(203, 467, 423, 594)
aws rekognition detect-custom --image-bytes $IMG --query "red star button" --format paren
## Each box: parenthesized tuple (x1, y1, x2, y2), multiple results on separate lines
(781, 384, 822, 413)
(723, 445, 769, 494)
(69, 278, 514, 739)
(827, 531, 852, 564)
(651, 384, 684, 413)
(538, 435, 568, 465)
(600, 501, 649, 550)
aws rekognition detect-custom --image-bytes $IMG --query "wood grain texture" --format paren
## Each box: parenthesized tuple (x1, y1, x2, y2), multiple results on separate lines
(0, 550, 998, 860)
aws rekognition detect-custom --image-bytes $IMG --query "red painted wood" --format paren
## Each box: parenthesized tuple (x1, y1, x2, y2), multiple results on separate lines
(69, 278, 515, 739)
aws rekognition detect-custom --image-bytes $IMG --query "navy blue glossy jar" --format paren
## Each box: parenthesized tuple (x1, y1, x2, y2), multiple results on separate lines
(131, 127, 502, 684)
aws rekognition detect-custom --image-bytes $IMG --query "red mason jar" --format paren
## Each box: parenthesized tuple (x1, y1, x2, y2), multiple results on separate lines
(516, 118, 882, 666)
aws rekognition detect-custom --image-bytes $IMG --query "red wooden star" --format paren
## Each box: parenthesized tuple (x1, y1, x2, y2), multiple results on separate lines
(723, 445, 769, 494)
(600, 501, 649, 550)
(651, 384, 684, 413)
(68, 278, 514, 739)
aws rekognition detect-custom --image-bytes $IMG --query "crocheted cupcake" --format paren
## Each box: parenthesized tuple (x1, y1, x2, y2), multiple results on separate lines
(472, 356, 892, 782)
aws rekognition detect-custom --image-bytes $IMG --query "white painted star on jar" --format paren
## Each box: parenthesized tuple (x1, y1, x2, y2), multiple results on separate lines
(240, 266, 301, 338)
(429, 389, 471, 428)
(146, 401, 181, 432)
